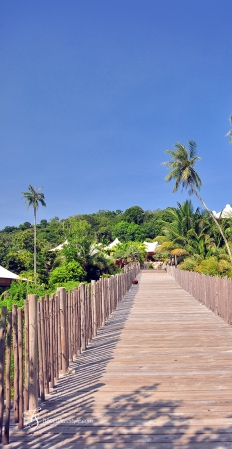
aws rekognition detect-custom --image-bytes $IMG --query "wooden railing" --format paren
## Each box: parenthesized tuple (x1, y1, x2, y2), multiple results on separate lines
(0, 263, 139, 444)
(167, 266, 232, 325)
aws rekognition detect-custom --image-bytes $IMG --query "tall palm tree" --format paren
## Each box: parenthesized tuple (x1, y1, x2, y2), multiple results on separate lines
(22, 185, 46, 283)
(163, 141, 232, 262)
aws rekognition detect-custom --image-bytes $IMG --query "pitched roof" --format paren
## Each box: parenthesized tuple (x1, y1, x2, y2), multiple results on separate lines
(143, 241, 159, 253)
(0, 265, 19, 280)
(105, 238, 121, 249)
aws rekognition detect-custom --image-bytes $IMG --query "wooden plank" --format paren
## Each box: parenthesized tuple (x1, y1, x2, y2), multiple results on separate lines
(10, 270, 232, 448)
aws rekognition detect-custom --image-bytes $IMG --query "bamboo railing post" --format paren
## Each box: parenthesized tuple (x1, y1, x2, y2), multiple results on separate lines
(80, 284, 86, 352)
(28, 294, 38, 412)
(95, 281, 99, 330)
(73, 289, 78, 356)
(3, 309, 11, 444)
(97, 280, 101, 328)
(18, 308, 23, 430)
(0, 306, 7, 443)
(49, 296, 54, 388)
(57, 288, 68, 374)
(40, 298, 48, 395)
(54, 295, 59, 380)
(12, 304, 19, 423)
(57, 292, 62, 373)
(77, 288, 81, 355)
(87, 285, 92, 344)
(101, 279, 105, 326)
(67, 291, 72, 362)
(85, 285, 89, 346)
(108, 278, 111, 317)
(45, 296, 50, 385)
(24, 300, 29, 411)
(70, 292, 74, 359)
(91, 281, 97, 337)
(115, 274, 119, 307)
(37, 302, 45, 403)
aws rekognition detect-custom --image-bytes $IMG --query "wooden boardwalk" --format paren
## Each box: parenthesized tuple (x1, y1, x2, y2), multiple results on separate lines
(5, 272, 232, 448)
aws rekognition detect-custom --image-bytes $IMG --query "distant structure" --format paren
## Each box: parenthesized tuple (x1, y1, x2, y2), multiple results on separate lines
(212, 204, 232, 219)
(0, 265, 19, 287)
(105, 238, 121, 249)
(49, 240, 69, 251)
(143, 241, 159, 257)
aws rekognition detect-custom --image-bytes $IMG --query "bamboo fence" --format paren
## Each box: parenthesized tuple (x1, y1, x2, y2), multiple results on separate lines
(0, 263, 139, 444)
(167, 266, 232, 325)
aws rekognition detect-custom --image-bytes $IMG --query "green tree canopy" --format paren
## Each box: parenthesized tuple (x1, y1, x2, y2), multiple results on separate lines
(123, 206, 145, 225)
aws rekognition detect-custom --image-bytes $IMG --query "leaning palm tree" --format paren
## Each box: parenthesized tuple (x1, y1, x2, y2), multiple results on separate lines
(22, 185, 46, 284)
(163, 141, 232, 262)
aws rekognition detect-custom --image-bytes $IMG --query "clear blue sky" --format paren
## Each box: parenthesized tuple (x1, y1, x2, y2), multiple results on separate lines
(1, 0, 232, 228)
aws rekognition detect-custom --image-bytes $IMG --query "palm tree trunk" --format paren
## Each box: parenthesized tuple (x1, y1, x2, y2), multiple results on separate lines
(190, 182, 232, 262)
(34, 207, 37, 285)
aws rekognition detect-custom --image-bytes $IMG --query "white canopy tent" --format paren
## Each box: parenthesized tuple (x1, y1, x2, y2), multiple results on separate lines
(143, 241, 159, 253)
(0, 265, 19, 287)
(105, 238, 121, 249)
(0, 265, 19, 280)
(49, 240, 69, 251)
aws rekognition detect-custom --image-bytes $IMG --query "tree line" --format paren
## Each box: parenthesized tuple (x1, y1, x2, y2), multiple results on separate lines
(1, 124, 232, 304)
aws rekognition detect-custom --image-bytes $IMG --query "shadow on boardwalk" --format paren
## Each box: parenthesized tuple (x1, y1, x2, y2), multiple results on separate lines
(6, 280, 232, 449)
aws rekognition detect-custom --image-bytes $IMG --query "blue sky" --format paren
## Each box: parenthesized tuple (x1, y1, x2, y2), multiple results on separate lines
(1, 0, 232, 228)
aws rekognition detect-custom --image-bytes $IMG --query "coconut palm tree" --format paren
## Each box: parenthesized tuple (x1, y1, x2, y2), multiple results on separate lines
(163, 141, 232, 262)
(22, 185, 46, 284)
(161, 200, 202, 241)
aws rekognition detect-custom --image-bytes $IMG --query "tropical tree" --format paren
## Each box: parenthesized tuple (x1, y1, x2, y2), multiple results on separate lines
(22, 185, 46, 283)
(163, 141, 232, 262)
(62, 219, 111, 280)
(161, 200, 202, 241)
(113, 241, 146, 266)
(123, 206, 145, 225)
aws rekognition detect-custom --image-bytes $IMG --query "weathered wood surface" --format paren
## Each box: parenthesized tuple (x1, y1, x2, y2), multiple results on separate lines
(5, 272, 232, 448)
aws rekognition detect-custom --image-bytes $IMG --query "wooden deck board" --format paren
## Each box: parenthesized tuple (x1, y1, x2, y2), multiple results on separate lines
(4, 272, 232, 448)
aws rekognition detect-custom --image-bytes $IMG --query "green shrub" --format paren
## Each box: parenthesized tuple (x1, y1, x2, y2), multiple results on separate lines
(51, 280, 81, 291)
(195, 257, 219, 276)
(178, 257, 198, 271)
(218, 259, 232, 277)
(49, 260, 86, 287)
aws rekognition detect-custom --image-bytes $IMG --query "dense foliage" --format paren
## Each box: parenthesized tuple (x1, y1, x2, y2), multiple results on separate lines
(1, 202, 232, 306)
